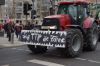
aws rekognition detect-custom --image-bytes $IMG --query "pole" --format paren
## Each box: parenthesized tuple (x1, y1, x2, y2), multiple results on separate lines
(40, 0, 42, 18)
(96, 0, 97, 4)
(31, 0, 35, 24)
(0, 6, 1, 19)
(26, 2, 28, 25)
(26, 15, 28, 24)
(32, 0, 34, 10)
(11, 0, 16, 44)
(13, 0, 16, 19)
(50, 0, 54, 15)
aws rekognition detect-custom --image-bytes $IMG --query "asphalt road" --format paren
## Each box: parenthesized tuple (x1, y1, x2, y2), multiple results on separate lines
(0, 44, 100, 66)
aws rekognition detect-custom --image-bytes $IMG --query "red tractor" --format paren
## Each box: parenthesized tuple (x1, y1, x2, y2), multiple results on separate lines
(20, 0, 99, 57)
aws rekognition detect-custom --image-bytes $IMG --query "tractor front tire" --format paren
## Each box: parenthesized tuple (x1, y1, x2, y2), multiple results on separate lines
(62, 29, 83, 57)
(27, 45, 47, 54)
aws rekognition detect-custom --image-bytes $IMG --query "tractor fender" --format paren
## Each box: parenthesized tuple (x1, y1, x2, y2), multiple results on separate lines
(83, 17, 97, 28)
(66, 25, 85, 36)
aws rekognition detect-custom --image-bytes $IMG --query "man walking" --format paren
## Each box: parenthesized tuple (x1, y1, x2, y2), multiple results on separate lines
(6, 21, 14, 41)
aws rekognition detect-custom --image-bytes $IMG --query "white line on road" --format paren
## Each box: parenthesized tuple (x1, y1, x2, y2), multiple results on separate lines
(11, 48, 100, 64)
(27, 59, 65, 66)
(75, 58, 87, 61)
(2, 64, 9, 66)
(11, 48, 30, 52)
(75, 58, 100, 64)
(88, 60, 100, 64)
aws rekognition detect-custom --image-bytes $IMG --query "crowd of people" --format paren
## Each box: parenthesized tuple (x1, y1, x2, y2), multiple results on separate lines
(1, 20, 34, 42)
(3, 20, 22, 41)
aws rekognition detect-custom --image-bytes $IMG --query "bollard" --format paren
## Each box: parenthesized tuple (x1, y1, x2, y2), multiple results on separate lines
(11, 33, 14, 44)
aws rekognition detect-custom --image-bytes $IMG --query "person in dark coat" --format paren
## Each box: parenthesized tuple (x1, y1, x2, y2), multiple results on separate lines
(4, 23, 7, 33)
(24, 22, 33, 30)
(6, 21, 14, 41)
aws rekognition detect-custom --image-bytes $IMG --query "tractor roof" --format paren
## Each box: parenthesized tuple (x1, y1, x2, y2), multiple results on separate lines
(58, 0, 89, 5)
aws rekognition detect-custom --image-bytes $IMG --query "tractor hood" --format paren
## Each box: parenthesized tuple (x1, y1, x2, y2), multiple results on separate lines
(44, 14, 71, 24)
(44, 14, 71, 26)
(43, 14, 71, 30)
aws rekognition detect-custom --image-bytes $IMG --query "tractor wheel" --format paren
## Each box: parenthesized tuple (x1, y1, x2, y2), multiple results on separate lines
(85, 23, 98, 51)
(27, 45, 47, 54)
(62, 29, 83, 57)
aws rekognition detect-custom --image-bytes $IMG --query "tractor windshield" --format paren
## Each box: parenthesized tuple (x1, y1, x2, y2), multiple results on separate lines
(57, 4, 69, 14)
(57, 4, 77, 15)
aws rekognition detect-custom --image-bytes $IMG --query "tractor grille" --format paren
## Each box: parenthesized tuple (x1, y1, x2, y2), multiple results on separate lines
(42, 18, 59, 30)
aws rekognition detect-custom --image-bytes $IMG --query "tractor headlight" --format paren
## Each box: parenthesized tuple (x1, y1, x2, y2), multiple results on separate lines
(41, 26, 57, 29)
(49, 26, 57, 29)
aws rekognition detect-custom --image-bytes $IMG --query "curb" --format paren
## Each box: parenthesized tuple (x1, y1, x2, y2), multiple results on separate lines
(0, 44, 25, 49)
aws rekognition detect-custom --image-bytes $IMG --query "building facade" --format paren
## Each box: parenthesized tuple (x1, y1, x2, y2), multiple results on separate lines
(0, 0, 100, 24)
(0, 0, 32, 23)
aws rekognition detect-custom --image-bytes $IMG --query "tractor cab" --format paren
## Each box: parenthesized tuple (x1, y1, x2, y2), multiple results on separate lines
(58, 1, 89, 24)
(42, 1, 89, 30)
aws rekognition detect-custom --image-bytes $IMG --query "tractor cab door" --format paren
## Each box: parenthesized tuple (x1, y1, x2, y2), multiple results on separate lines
(77, 4, 88, 26)
(68, 5, 77, 24)
(68, 4, 88, 26)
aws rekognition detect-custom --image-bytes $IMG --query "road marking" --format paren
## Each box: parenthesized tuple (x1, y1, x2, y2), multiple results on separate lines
(75, 58, 87, 61)
(75, 58, 100, 64)
(88, 60, 100, 64)
(11, 48, 100, 64)
(11, 48, 30, 52)
(2, 64, 9, 66)
(27, 59, 65, 66)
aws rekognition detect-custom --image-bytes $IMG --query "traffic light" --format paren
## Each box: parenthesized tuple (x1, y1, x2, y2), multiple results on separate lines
(23, 2, 32, 15)
(23, 2, 29, 15)
(31, 10, 36, 19)
(28, 4, 32, 11)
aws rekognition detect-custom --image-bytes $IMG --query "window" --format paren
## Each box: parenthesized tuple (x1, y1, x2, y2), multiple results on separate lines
(84, 8, 88, 17)
(68, 5, 77, 20)
(98, 12, 100, 19)
(16, 2, 22, 7)
(57, 4, 68, 14)
(77, 5, 87, 20)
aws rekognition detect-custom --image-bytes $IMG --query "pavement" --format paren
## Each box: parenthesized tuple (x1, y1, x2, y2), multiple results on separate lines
(0, 35, 100, 66)
(0, 34, 24, 48)
(0, 43, 100, 66)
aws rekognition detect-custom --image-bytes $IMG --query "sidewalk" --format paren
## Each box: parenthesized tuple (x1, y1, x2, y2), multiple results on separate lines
(0, 34, 24, 48)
